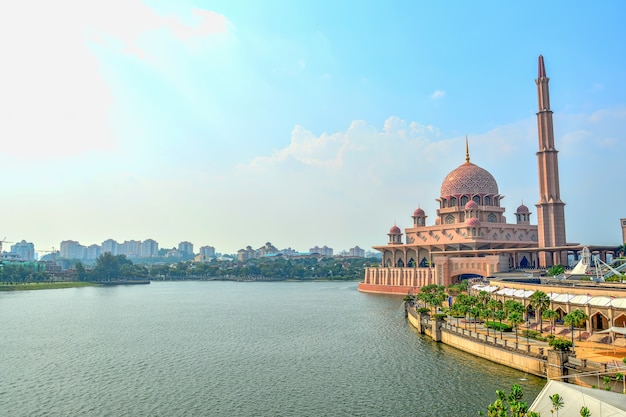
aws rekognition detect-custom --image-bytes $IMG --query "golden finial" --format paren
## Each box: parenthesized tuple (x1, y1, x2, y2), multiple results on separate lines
(465, 135, 470, 163)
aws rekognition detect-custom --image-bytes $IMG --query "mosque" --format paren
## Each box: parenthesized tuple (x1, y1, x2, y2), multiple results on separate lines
(359, 56, 622, 295)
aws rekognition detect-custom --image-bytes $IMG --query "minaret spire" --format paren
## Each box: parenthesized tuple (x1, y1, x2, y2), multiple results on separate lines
(534, 55, 567, 267)
(465, 135, 470, 163)
(538, 55, 546, 78)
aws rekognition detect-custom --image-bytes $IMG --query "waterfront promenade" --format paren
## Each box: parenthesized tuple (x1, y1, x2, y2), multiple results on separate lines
(407, 305, 626, 391)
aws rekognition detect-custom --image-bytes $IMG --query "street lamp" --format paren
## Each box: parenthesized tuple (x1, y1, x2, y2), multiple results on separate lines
(526, 318, 530, 345)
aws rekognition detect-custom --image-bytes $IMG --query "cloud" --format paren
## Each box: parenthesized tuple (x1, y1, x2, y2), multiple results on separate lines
(0, 1, 231, 159)
(431, 90, 446, 99)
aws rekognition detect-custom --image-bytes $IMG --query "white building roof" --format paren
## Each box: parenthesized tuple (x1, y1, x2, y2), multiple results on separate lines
(529, 380, 626, 416)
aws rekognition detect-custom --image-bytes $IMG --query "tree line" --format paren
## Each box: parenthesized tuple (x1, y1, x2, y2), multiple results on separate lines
(0, 254, 380, 282)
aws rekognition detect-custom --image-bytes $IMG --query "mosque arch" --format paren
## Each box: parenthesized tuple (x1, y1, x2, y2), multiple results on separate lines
(396, 259, 404, 267)
(519, 256, 530, 269)
(488, 213, 497, 223)
(442, 199, 448, 208)
(407, 258, 415, 267)
(419, 257, 429, 267)
(472, 195, 481, 205)
(461, 195, 469, 206)
(484, 196, 491, 206)
(445, 214, 455, 224)
(450, 197, 457, 207)
(614, 313, 626, 327)
(590, 311, 609, 331)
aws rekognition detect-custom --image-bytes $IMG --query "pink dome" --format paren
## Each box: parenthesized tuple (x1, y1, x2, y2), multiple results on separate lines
(440, 162, 498, 197)
(413, 208, 425, 217)
(464, 200, 478, 210)
(466, 217, 481, 227)
(516, 204, 529, 213)
(389, 225, 401, 234)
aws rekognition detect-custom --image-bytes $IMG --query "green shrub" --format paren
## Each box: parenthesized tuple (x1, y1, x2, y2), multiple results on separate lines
(485, 321, 512, 332)
(548, 337, 572, 350)
(417, 307, 430, 314)
(432, 313, 447, 320)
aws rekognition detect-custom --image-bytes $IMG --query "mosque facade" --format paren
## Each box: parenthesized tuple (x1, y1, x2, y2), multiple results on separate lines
(359, 56, 574, 295)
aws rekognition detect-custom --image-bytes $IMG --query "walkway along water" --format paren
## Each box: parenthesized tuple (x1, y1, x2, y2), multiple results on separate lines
(405, 304, 626, 392)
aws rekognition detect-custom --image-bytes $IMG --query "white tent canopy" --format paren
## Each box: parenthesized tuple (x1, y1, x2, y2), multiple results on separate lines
(529, 380, 626, 416)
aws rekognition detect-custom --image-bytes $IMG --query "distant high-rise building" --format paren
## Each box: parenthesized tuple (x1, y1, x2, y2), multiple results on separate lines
(86, 244, 101, 260)
(60, 240, 86, 259)
(121, 240, 141, 258)
(621, 218, 626, 244)
(199, 245, 216, 258)
(237, 246, 256, 261)
(141, 239, 159, 258)
(178, 241, 194, 256)
(258, 242, 278, 257)
(11, 240, 35, 261)
(349, 246, 365, 257)
(309, 245, 333, 257)
(102, 239, 120, 255)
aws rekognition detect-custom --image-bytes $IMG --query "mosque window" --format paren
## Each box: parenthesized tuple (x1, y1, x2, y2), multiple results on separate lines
(472, 195, 481, 205)
(397, 259, 404, 267)
(484, 196, 491, 206)
(442, 199, 447, 208)
(445, 214, 455, 224)
(531, 234, 537, 242)
(488, 213, 497, 223)
(494, 197, 499, 207)
(408, 258, 415, 267)
(450, 197, 457, 207)
(461, 196, 469, 206)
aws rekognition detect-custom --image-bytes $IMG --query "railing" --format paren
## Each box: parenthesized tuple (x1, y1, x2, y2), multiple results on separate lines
(408, 308, 547, 359)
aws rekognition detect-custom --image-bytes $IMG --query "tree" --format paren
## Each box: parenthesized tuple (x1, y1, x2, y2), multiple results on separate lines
(546, 264, 565, 277)
(493, 310, 507, 339)
(75, 261, 87, 282)
(508, 312, 523, 344)
(477, 290, 491, 307)
(549, 393, 564, 416)
(92, 253, 132, 281)
(470, 306, 482, 333)
(529, 291, 550, 330)
(563, 309, 589, 342)
(479, 383, 540, 417)
(542, 309, 559, 336)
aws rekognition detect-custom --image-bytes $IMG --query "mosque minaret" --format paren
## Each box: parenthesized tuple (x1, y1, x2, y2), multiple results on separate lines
(535, 55, 567, 267)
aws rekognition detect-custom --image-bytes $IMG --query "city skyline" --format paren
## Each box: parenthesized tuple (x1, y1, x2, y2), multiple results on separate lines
(1, 1, 625, 254)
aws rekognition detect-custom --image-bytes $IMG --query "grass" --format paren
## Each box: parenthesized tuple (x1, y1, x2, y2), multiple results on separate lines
(0, 282, 99, 291)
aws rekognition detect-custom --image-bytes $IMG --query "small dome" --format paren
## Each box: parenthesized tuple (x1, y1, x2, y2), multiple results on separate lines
(465, 200, 479, 210)
(389, 225, 401, 234)
(440, 162, 499, 197)
(466, 217, 481, 227)
(413, 208, 425, 217)
(516, 204, 529, 213)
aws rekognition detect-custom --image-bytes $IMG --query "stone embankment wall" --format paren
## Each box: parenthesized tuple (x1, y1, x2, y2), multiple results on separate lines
(406, 307, 547, 377)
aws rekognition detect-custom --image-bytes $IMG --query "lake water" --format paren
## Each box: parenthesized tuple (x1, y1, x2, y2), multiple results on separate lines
(0, 281, 544, 416)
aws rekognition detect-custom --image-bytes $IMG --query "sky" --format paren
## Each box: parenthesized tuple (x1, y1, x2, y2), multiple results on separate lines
(1, 1, 625, 255)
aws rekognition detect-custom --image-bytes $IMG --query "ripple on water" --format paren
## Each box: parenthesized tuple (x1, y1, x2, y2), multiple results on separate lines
(0, 281, 544, 416)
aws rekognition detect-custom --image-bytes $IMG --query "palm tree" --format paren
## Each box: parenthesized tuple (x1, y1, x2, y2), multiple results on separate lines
(549, 393, 564, 416)
(470, 306, 482, 333)
(493, 310, 507, 339)
(508, 312, 523, 344)
(480, 308, 493, 337)
(564, 309, 589, 342)
(457, 304, 469, 329)
(529, 291, 550, 331)
(542, 309, 559, 336)
(477, 290, 491, 307)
